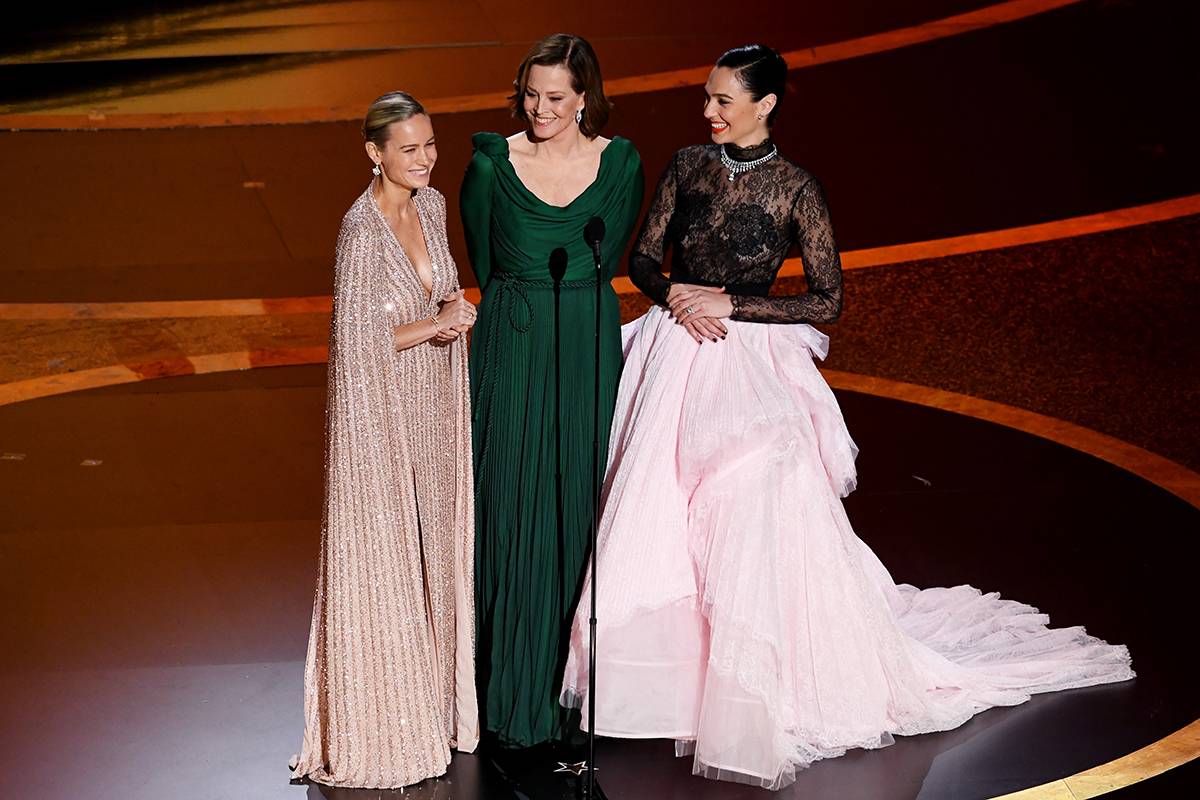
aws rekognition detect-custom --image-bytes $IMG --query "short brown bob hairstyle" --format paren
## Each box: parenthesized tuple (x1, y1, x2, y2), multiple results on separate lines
(509, 33, 612, 138)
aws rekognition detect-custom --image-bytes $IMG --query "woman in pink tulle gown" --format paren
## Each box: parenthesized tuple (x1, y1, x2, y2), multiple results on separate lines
(560, 45, 1134, 790)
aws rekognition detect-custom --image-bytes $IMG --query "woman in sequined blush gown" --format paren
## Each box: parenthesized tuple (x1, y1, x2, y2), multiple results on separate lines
(290, 92, 480, 789)
(560, 46, 1134, 790)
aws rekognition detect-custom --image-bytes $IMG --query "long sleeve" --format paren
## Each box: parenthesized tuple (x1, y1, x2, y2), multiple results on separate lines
(604, 151, 645, 281)
(459, 150, 495, 290)
(628, 153, 679, 306)
(330, 221, 386, 370)
(728, 177, 843, 324)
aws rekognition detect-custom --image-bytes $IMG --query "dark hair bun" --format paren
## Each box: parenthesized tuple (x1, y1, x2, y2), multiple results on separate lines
(716, 44, 787, 125)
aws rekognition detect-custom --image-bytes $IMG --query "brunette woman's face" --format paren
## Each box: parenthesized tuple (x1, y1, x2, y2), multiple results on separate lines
(703, 66, 773, 147)
(367, 114, 437, 190)
(523, 63, 585, 140)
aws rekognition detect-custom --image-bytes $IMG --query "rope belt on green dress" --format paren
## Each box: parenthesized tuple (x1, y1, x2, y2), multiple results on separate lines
(476, 271, 600, 473)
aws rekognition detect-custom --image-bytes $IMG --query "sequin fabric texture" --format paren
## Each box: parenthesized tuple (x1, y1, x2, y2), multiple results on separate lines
(291, 185, 479, 788)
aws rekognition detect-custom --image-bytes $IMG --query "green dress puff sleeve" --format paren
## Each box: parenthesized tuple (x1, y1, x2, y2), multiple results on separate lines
(460, 134, 500, 290)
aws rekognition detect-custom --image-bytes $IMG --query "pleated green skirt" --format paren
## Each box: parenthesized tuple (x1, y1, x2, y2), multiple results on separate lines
(470, 275, 621, 747)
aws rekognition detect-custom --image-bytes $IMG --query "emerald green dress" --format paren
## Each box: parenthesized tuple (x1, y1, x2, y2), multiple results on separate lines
(460, 132, 643, 747)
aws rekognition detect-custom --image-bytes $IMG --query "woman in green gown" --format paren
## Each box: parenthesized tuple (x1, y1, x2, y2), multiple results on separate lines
(459, 34, 643, 748)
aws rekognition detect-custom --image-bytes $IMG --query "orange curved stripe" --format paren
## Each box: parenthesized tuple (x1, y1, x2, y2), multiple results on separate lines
(0, 347, 329, 405)
(821, 370, 1200, 511)
(0, 0, 1086, 130)
(992, 720, 1200, 799)
(0, 359, 1194, 797)
(602, 0, 1083, 98)
(3, 193, 1193, 322)
(5, 348, 1196, 517)
(0, 364, 144, 404)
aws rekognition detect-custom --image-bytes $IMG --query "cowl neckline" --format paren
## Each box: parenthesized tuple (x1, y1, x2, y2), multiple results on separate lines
(472, 132, 632, 216)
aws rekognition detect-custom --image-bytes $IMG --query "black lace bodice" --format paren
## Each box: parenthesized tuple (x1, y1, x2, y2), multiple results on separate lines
(628, 139, 843, 324)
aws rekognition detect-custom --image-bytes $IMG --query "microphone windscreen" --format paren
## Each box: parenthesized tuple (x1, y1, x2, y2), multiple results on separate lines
(584, 216, 606, 247)
(549, 247, 568, 282)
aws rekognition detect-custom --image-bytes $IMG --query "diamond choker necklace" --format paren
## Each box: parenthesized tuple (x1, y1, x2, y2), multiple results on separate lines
(720, 143, 778, 181)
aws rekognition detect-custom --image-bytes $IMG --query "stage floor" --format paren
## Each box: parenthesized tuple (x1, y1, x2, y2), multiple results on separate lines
(1, 1, 1197, 796)
(0, 365, 1193, 799)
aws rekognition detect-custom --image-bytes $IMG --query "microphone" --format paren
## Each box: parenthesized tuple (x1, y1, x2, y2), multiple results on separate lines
(581, 212, 608, 800)
(583, 216, 605, 265)
(549, 246, 568, 284)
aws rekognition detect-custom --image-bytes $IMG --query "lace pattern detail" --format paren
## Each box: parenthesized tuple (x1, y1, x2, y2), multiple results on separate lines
(628, 142, 843, 324)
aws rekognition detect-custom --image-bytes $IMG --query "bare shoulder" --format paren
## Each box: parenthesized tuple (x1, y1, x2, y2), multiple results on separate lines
(506, 131, 533, 157)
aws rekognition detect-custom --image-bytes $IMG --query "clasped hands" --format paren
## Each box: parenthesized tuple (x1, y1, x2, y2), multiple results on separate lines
(667, 283, 732, 343)
(432, 289, 475, 343)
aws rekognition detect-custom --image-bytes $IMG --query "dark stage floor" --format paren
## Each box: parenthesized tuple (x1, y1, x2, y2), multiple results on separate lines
(0, 366, 1193, 800)
(1, 1, 1196, 796)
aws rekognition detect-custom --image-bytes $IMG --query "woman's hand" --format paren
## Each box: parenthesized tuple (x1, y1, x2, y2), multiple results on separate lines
(680, 316, 728, 344)
(395, 321, 455, 348)
(436, 289, 476, 337)
(667, 284, 731, 342)
(430, 325, 459, 344)
(392, 289, 476, 350)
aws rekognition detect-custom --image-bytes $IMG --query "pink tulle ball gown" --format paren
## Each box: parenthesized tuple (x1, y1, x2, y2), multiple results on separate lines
(560, 142, 1134, 790)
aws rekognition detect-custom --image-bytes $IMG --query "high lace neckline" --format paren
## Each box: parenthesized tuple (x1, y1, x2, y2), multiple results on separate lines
(723, 138, 775, 162)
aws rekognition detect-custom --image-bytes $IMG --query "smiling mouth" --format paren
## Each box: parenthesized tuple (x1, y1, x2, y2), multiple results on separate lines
(710, 121, 729, 131)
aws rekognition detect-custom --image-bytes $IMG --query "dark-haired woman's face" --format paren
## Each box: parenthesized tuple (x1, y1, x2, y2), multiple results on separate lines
(703, 66, 771, 147)
(524, 64, 585, 141)
(366, 114, 437, 191)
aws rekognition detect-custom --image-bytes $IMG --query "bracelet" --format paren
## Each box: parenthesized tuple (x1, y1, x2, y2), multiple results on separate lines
(429, 314, 441, 333)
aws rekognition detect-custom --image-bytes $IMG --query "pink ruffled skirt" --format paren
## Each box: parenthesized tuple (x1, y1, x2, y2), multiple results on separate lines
(561, 307, 1133, 790)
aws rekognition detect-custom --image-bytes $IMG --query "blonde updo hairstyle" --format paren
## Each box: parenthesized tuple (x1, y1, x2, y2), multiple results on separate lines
(362, 91, 427, 147)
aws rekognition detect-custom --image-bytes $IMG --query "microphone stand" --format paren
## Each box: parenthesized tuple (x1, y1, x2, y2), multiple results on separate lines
(584, 220, 607, 800)
(544, 229, 605, 800)
(544, 247, 590, 800)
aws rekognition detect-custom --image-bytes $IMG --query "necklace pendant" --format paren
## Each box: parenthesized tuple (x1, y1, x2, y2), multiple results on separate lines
(727, 171, 735, 182)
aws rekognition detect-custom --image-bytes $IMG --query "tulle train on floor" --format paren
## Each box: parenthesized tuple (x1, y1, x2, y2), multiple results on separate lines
(561, 307, 1133, 790)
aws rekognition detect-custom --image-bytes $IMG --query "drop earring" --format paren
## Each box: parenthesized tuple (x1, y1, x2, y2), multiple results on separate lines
(372, 162, 381, 176)
(575, 108, 583, 124)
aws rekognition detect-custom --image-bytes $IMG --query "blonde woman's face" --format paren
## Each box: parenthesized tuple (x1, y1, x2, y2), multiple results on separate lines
(368, 114, 437, 189)
(523, 64, 585, 140)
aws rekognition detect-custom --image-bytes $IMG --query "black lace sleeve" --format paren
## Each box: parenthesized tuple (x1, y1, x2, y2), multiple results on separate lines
(628, 153, 678, 306)
(728, 177, 843, 324)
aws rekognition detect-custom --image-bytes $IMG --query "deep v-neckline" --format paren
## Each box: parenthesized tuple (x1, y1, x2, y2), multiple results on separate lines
(371, 188, 435, 302)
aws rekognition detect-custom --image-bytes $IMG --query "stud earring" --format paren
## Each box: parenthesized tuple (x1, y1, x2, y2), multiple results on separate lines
(575, 108, 583, 124)
(372, 162, 381, 176)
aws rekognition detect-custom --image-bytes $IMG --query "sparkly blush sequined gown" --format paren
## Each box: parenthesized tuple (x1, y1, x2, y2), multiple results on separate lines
(291, 186, 479, 788)
(560, 141, 1134, 790)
